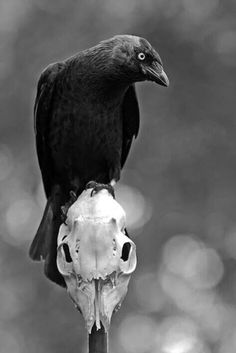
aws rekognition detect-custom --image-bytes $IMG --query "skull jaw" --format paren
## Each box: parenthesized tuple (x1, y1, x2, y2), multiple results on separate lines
(64, 272, 131, 333)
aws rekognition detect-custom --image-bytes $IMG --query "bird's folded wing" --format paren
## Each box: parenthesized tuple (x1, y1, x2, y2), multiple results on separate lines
(121, 84, 140, 168)
(34, 62, 65, 197)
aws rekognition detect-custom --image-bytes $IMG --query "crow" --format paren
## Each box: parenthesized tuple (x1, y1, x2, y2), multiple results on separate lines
(29, 35, 169, 287)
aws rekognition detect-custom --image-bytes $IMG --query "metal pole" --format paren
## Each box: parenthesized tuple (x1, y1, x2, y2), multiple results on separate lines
(88, 323, 108, 353)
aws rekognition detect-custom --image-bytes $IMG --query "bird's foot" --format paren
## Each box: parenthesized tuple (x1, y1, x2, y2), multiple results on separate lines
(61, 191, 77, 223)
(85, 181, 115, 198)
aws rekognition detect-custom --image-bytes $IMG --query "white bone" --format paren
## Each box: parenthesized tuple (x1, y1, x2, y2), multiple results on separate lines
(56, 188, 137, 333)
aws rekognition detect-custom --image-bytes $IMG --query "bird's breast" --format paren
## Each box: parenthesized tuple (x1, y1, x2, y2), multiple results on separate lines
(49, 95, 123, 180)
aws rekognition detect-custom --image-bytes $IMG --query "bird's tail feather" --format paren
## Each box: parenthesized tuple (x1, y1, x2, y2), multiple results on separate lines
(29, 198, 53, 261)
(29, 185, 66, 287)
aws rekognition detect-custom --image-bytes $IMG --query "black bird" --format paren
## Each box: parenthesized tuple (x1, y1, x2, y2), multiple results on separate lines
(30, 35, 169, 287)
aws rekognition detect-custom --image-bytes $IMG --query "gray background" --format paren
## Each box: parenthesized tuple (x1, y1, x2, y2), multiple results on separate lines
(0, 0, 236, 352)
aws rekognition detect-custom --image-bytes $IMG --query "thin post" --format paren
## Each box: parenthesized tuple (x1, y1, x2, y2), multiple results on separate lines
(88, 323, 108, 353)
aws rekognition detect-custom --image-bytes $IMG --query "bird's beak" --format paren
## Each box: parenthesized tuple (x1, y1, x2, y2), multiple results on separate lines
(145, 62, 169, 87)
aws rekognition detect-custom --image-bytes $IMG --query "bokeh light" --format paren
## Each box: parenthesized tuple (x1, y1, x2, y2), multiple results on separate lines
(153, 316, 208, 353)
(118, 314, 157, 353)
(4, 195, 40, 245)
(134, 271, 168, 313)
(116, 183, 152, 231)
(163, 235, 224, 289)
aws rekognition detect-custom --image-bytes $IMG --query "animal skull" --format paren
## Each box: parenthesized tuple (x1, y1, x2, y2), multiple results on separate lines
(57, 188, 137, 333)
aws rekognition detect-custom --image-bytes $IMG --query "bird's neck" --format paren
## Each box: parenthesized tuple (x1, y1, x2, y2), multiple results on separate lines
(66, 56, 130, 105)
(69, 47, 134, 88)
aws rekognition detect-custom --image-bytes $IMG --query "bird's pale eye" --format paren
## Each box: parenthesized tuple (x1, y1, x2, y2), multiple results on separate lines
(137, 52, 146, 61)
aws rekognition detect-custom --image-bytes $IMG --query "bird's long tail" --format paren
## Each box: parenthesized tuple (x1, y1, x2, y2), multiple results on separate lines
(29, 185, 66, 287)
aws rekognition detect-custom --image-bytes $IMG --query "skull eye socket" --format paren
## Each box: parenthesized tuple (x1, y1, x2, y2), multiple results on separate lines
(121, 242, 131, 262)
(62, 243, 73, 263)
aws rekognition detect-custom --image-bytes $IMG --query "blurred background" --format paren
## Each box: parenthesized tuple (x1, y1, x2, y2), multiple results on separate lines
(0, 0, 236, 352)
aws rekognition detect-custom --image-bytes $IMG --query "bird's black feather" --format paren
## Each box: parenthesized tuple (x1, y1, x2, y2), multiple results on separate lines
(34, 62, 65, 198)
(121, 84, 140, 168)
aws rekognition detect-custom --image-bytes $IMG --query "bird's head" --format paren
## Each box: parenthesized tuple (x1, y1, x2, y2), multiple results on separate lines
(102, 35, 169, 87)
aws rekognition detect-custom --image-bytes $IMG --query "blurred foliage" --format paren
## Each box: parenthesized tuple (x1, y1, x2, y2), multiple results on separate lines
(0, 0, 236, 352)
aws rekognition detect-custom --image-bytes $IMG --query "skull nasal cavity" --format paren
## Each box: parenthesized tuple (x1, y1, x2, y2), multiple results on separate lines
(63, 244, 72, 263)
(121, 242, 131, 262)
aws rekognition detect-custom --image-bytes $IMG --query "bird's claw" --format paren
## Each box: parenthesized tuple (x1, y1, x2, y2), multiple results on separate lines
(61, 190, 78, 223)
(69, 190, 77, 203)
(61, 206, 67, 224)
(85, 181, 98, 190)
(85, 181, 115, 198)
